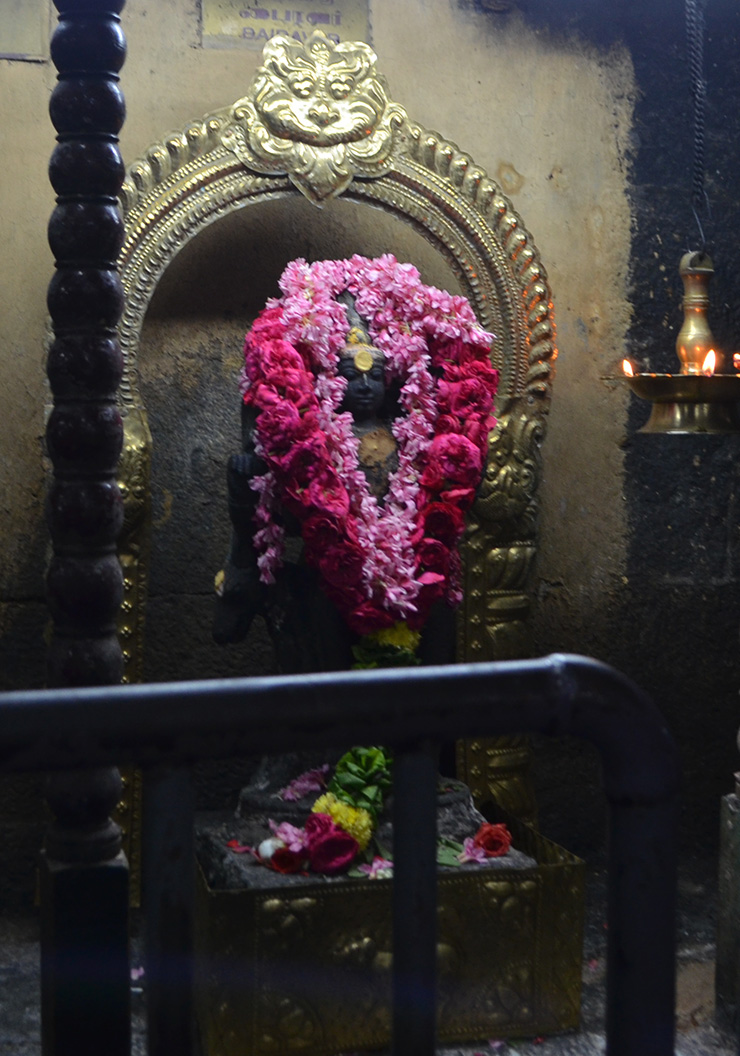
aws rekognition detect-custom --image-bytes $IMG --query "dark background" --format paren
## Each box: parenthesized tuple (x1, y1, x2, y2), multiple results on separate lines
(498, 0, 740, 866)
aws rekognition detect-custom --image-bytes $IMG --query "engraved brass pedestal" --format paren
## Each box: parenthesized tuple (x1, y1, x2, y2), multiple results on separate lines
(195, 813, 583, 1056)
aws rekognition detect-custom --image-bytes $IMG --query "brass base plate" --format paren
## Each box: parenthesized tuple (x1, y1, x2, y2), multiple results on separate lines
(627, 373, 740, 433)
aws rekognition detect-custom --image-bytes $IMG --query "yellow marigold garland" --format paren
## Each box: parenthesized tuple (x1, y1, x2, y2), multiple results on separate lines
(312, 792, 374, 850)
(370, 622, 421, 653)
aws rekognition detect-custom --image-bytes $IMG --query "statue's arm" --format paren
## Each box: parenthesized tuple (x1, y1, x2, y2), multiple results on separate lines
(213, 406, 268, 644)
(225, 449, 263, 567)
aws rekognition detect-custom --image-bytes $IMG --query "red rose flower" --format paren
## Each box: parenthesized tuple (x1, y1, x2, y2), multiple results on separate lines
(472, 822, 512, 858)
(418, 570, 446, 591)
(417, 502, 465, 546)
(440, 486, 476, 512)
(448, 377, 493, 417)
(443, 358, 498, 386)
(268, 847, 308, 874)
(321, 580, 367, 616)
(345, 600, 395, 636)
(305, 473, 351, 519)
(308, 829, 359, 875)
(244, 329, 295, 381)
(435, 381, 455, 415)
(268, 369, 315, 410)
(433, 413, 460, 435)
(258, 403, 305, 451)
(437, 378, 488, 418)
(421, 434, 483, 489)
(428, 337, 466, 370)
(416, 538, 450, 575)
(318, 543, 365, 590)
(274, 438, 327, 487)
(250, 373, 314, 413)
(259, 338, 306, 374)
(249, 304, 288, 342)
(461, 415, 493, 454)
(413, 571, 447, 616)
(301, 512, 344, 552)
(304, 813, 360, 875)
(464, 360, 499, 388)
(304, 813, 334, 842)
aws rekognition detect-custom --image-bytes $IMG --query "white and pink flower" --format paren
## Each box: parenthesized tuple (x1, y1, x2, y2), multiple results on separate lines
(358, 856, 394, 879)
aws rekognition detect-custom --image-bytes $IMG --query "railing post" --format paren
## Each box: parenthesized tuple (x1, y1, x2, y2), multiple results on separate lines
(41, 767, 130, 1056)
(606, 799, 678, 1056)
(391, 741, 438, 1056)
(143, 765, 196, 1056)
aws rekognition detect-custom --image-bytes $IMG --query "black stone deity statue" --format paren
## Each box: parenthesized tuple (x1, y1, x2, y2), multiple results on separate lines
(213, 293, 456, 672)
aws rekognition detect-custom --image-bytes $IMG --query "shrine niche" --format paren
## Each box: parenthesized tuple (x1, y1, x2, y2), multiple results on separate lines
(115, 30, 556, 819)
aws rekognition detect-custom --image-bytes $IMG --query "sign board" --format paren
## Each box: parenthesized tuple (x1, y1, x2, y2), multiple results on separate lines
(202, 0, 370, 51)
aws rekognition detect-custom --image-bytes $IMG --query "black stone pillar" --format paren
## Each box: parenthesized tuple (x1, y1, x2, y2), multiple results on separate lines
(45, 6, 126, 687)
(41, 3, 130, 1055)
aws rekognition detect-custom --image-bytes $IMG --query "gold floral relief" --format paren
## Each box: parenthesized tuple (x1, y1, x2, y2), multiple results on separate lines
(222, 32, 407, 203)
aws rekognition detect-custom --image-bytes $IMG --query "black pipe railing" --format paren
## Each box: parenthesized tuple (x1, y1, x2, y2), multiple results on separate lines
(0, 653, 679, 1056)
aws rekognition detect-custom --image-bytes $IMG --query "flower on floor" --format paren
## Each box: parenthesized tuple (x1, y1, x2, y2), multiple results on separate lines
(257, 838, 307, 874)
(268, 819, 309, 853)
(312, 791, 374, 850)
(472, 822, 512, 858)
(228, 810, 361, 876)
(457, 837, 489, 864)
(305, 814, 359, 874)
(226, 838, 253, 854)
(357, 856, 394, 879)
(278, 764, 331, 801)
(457, 822, 513, 864)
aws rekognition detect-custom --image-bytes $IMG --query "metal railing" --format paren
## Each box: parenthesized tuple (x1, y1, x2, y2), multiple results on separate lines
(0, 653, 680, 1056)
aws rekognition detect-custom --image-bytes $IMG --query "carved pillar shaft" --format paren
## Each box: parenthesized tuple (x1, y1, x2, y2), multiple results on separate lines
(46, 0, 126, 687)
(42, 3, 130, 1054)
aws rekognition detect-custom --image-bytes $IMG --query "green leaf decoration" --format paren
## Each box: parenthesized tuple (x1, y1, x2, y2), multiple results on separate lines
(436, 837, 465, 867)
(328, 746, 393, 820)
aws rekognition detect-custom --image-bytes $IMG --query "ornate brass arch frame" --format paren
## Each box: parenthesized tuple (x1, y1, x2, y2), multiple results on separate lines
(116, 33, 556, 815)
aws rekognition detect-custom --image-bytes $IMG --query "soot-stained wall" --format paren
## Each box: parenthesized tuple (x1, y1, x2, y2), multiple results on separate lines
(519, 0, 740, 862)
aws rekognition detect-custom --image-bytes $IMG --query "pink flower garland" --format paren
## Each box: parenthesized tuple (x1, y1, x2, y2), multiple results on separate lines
(241, 254, 498, 636)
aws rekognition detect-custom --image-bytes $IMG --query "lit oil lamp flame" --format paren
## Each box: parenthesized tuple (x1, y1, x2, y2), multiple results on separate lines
(733, 352, 740, 373)
(622, 359, 635, 377)
(702, 349, 716, 376)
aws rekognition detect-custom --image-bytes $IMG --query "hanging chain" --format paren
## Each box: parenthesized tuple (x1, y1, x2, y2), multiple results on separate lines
(686, 0, 710, 250)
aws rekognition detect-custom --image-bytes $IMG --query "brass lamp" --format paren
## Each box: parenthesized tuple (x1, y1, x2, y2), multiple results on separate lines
(624, 251, 740, 433)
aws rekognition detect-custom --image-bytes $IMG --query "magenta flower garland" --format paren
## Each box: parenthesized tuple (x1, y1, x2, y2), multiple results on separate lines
(241, 253, 498, 636)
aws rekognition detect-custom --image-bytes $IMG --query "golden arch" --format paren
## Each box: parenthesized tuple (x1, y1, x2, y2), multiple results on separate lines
(115, 34, 556, 819)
